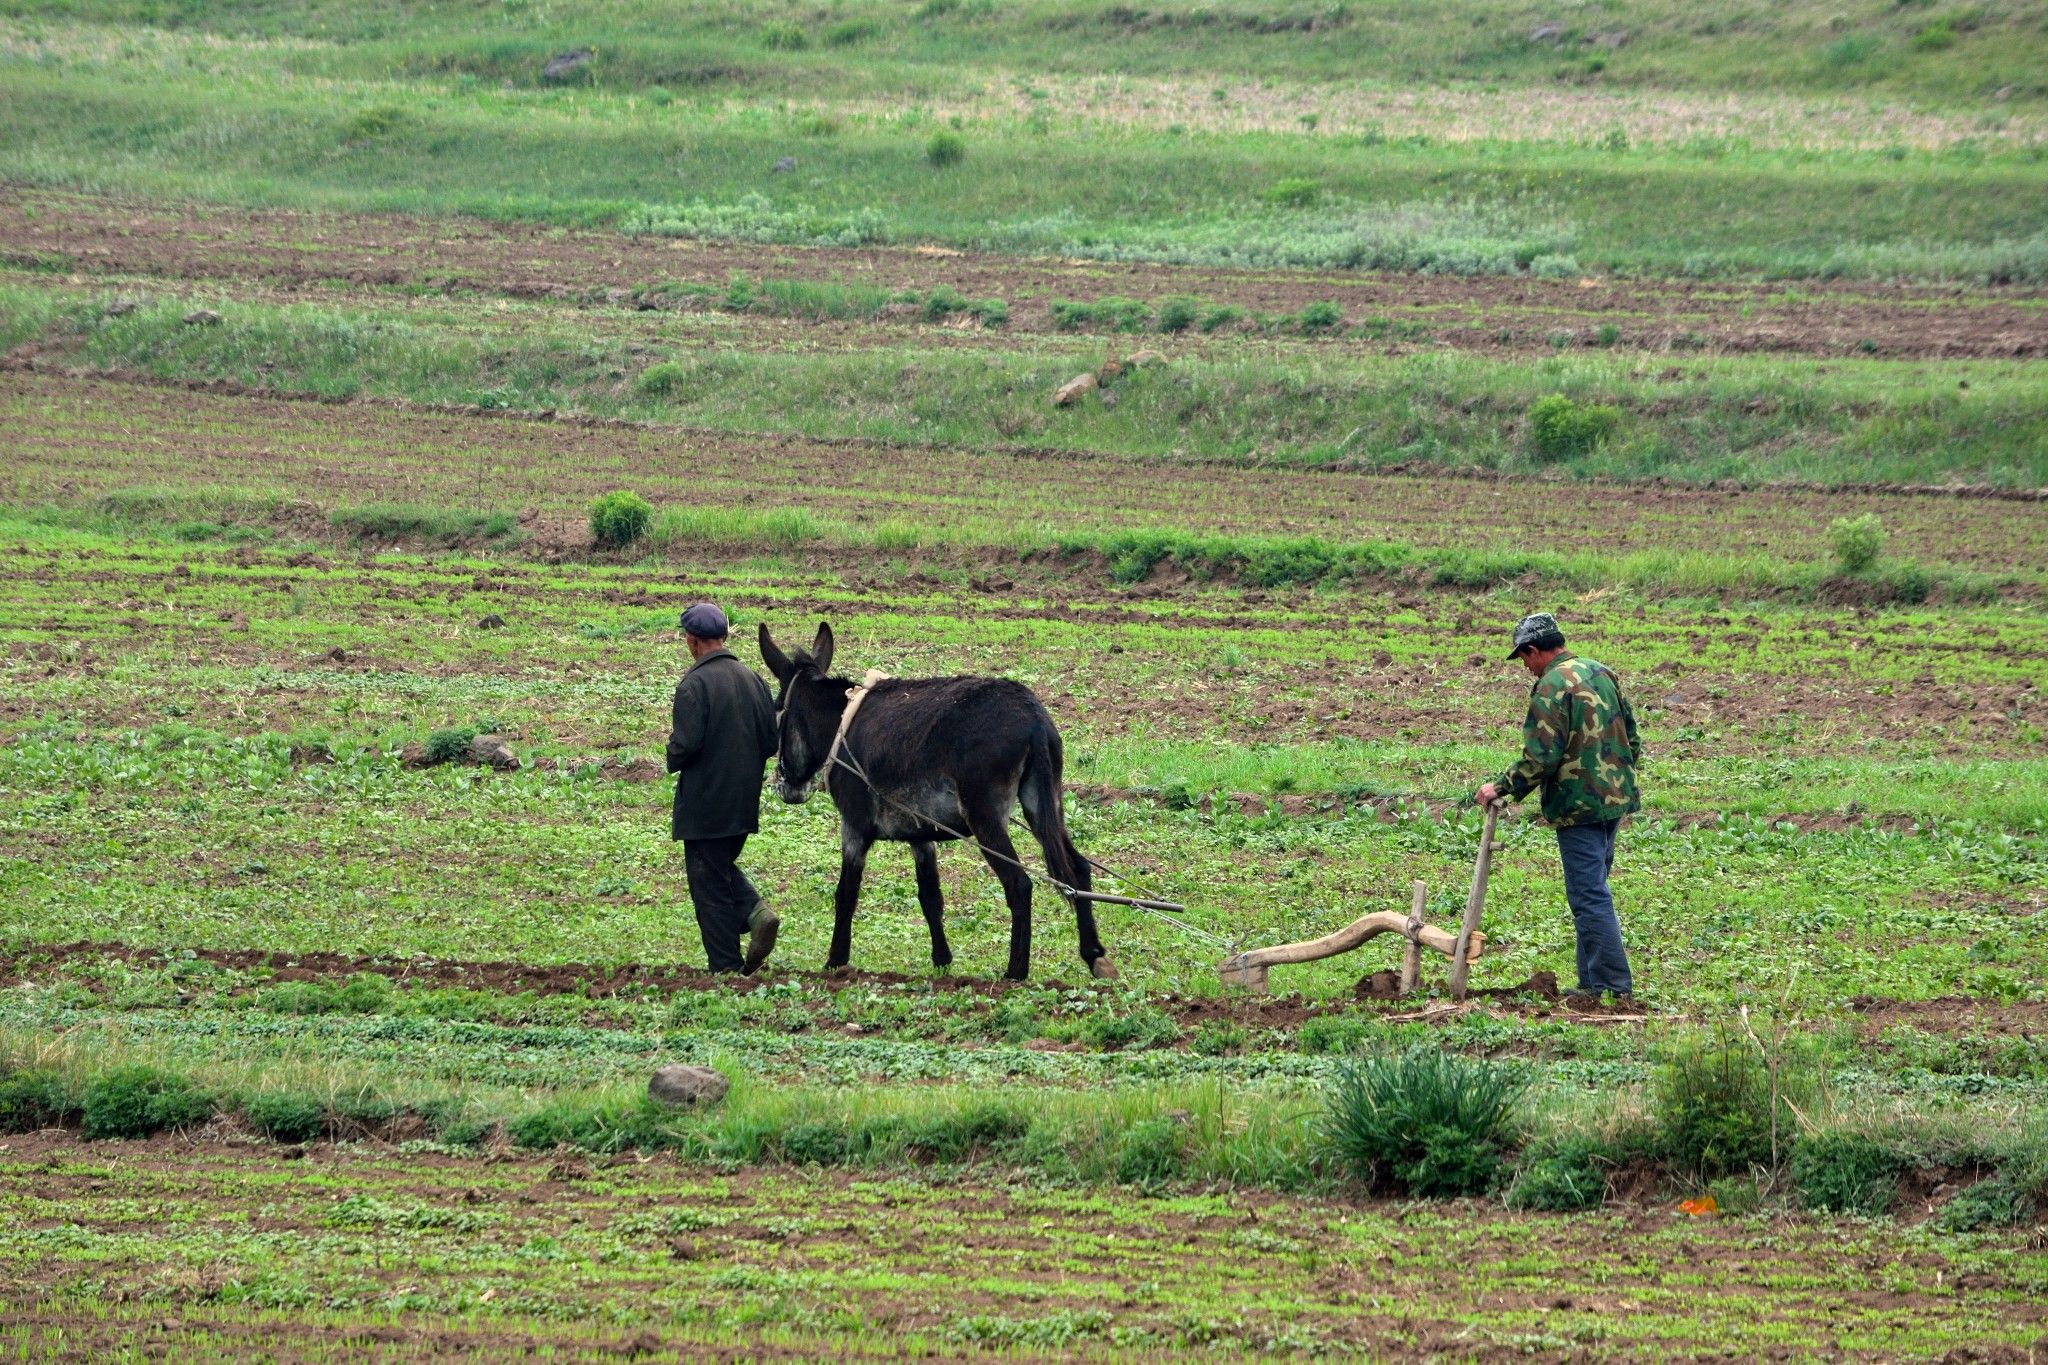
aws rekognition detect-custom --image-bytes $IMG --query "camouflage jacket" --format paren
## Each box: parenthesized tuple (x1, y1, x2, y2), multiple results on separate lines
(1494, 653, 1642, 828)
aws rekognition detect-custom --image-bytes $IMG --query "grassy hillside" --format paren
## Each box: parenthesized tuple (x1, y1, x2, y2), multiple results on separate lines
(1, 4, 2045, 281)
(8, 0, 2047, 104)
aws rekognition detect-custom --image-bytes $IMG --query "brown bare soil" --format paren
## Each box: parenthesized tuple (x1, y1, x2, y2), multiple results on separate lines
(6, 188, 2046, 360)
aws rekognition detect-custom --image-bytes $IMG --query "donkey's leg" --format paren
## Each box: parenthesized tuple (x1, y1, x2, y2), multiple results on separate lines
(964, 806, 1034, 981)
(827, 822, 871, 970)
(1019, 753, 1115, 979)
(909, 840, 952, 970)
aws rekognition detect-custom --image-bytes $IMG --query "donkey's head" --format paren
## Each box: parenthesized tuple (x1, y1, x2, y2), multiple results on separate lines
(758, 620, 850, 804)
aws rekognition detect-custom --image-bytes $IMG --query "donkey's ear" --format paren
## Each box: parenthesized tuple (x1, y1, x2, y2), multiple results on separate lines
(758, 623, 795, 684)
(810, 621, 835, 677)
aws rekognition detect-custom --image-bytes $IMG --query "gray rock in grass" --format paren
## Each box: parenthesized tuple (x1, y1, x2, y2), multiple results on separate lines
(182, 309, 222, 326)
(649, 1064, 730, 1108)
(542, 49, 593, 81)
(468, 734, 520, 771)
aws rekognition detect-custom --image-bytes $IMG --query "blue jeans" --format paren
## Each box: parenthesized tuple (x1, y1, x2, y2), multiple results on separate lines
(1556, 819, 1633, 996)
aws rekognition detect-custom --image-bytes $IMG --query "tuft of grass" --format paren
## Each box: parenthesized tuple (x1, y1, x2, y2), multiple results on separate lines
(1527, 393, 1622, 461)
(1789, 1131, 1904, 1215)
(242, 1090, 329, 1143)
(1321, 1048, 1529, 1197)
(589, 489, 655, 549)
(1506, 1136, 1610, 1211)
(0, 1069, 77, 1132)
(651, 505, 825, 550)
(1653, 1027, 1818, 1179)
(1828, 512, 1885, 574)
(925, 130, 967, 167)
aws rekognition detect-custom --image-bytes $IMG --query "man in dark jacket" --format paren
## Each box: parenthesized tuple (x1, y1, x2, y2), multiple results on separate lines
(1475, 612, 1642, 1006)
(666, 603, 781, 973)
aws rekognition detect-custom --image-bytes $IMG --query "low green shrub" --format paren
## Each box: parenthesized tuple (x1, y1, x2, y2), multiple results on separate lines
(590, 490, 654, 549)
(243, 1091, 328, 1143)
(901, 1102, 1031, 1161)
(635, 361, 689, 397)
(423, 725, 480, 764)
(969, 297, 1008, 328)
(1190, 1021, 1248, 1056)
(1912, 19, 1956, 50)
(823, 18, 878, 45)
(1296, 1014, 1371, 1055)
(1526, 394, 1622, 461)
(81, 1065, 212, 1139)
(509, 1093, 674, 1154)
(1114, 1116, 1187, 1188)
(1050, 299, 1095, 331)
(1937, 1175, 2034, 1231)
(1199, 305, 1243, 332)
(0, 1069, 75, 1132)
(1156, 296, 1202, 334)
(1790, 1132, 1904, 1215)
(779, 1120, 859, 1164)
(926, 130, 967, 167)
(1322, 1048, 1530, 1197)
(1653, 1028, 1814, 1178)
(1079, 1006, 1180, 1051)
(1294, 300, 1342, 332)
(1051, 296, 1151, 332)
(1828, 513, 1885, 574)
(921, 284, 970, 323)
(342, 104, 408, 142)
(1263, 177, 1322, 208)
(758, 20, 808, 49)
(1506, 1138, 1607, 1211)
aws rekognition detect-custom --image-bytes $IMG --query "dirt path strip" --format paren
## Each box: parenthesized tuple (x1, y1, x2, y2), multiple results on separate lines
(5, 188, 2045, 361)
(10, 940, 2044, 1036)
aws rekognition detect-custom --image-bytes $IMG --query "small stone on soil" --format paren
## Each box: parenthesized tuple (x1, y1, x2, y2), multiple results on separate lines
(649, 1063, 730, 1108)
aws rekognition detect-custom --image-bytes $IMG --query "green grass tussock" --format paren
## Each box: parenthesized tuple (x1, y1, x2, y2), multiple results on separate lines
(1321, 1048, 1531, 1197)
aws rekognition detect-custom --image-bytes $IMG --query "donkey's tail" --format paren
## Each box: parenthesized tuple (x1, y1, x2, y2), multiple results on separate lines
(1020, 720, 1092, 902)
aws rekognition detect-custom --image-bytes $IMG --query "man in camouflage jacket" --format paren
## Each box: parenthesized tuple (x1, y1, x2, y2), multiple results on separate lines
(1476, 612, 1640, 1003)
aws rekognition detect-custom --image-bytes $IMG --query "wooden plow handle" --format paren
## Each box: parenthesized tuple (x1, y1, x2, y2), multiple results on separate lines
(1447, 801, 1502, 1001)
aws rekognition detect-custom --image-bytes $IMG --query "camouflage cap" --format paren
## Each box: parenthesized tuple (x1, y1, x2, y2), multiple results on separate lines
(1507, 611, 1564, 659)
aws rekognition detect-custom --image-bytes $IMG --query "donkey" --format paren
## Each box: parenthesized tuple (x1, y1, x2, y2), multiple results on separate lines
(759, 621, 1116, 982)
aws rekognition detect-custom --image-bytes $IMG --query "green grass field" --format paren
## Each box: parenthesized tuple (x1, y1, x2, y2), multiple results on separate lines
(3, 0, 2047, 1356)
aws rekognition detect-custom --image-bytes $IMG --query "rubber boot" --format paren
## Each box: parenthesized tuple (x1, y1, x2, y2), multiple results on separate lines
(743, 904, 780, 974)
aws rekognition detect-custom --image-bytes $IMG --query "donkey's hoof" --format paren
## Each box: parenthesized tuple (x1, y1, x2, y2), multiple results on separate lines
(1089, 955, 1119, 981)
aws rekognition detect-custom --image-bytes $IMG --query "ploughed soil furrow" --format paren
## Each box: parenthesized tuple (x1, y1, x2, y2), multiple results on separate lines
(5, 189, 2046, 360)
(10, 940, 2047, 1035)
(9, 374, 2048, 570)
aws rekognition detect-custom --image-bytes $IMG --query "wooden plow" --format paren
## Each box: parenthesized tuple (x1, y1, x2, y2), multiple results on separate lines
(1219, 802, 1503, 1000)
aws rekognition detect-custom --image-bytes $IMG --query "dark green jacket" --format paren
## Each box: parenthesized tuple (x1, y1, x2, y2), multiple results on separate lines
(1494, 652, 1643, 828)
(666, 650, 778, 842)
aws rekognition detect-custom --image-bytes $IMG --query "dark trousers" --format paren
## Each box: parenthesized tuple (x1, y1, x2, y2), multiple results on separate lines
(684, 835, 761, 973)
(1556, 819, 1633, 996)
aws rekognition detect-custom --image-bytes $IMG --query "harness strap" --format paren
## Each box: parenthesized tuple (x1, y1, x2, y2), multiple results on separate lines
(823, 668, 890, 780)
